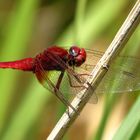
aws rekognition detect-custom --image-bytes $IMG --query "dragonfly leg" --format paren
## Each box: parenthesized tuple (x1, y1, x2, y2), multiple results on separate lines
(55, 71, 64, 92)
(67, 108, 72, 118)
(54, 72, 79, 115)
(67, 74, 86, 88)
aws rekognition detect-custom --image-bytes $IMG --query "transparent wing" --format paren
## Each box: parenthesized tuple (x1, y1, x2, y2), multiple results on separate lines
(35, 58, 77, 112)
(96, 56, 140, 93)
(78, 49, 140, 94)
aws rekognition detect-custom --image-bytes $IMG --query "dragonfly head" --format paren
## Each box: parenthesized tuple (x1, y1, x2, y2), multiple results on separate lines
(68, 46, 86, 67)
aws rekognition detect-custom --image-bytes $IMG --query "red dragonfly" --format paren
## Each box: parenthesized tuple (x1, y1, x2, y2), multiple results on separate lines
(0, 46, 139, 111)
(0, 46, 94, 112)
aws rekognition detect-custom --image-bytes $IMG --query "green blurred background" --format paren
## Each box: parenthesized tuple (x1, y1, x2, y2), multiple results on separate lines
(0, 0, 140, 140)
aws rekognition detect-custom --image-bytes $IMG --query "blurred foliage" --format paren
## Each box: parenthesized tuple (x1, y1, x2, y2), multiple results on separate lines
(0, 0, 140, 140)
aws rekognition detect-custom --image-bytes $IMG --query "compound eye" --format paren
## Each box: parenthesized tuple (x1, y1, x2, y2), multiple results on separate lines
(69, 46, 80, 57)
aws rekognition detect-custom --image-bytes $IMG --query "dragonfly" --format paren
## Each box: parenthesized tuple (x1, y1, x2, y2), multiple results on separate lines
(0, 46, 94, 112)
(0, 45, 140, 111)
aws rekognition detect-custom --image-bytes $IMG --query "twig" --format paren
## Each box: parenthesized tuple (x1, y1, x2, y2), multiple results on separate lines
(47, 1, 140, 140)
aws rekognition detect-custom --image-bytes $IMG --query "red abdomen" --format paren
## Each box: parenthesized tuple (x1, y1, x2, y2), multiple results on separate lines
(0, 58, 34, 71)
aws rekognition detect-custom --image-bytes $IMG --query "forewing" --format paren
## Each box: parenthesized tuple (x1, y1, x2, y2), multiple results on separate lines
(96, 56, 140, 94)
(74, 48, 140, 94)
